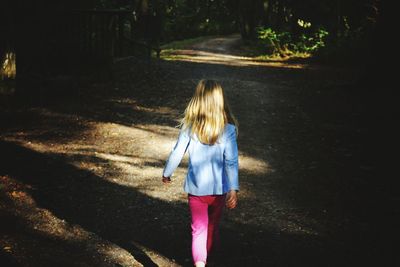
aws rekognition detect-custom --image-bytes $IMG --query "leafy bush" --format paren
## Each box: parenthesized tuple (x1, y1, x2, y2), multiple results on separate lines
(257, 28, 284, 54)
(257, 27, 329, 56)
(295, 28, 329, 52)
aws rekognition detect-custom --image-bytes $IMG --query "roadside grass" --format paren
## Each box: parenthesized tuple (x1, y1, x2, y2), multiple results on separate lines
(237, 39, 312, 61)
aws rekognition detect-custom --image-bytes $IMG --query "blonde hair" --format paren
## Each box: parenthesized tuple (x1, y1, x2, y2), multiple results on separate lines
(181, 79, 238, 145)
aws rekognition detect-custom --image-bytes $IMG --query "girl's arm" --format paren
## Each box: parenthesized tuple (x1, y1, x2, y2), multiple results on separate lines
(162, 129, 191, 179)
(224, 125, 239, 191)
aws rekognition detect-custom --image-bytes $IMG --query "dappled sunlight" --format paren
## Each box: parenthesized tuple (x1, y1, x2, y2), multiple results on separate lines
(239, 152, 272, 175)
(5, 119, 277, 206)
(96, 151, 143, 164)
(3, 119, 278, 208)
(93, 122, 178, 158)
(106, 97, 181, 117)
(129, 240, 180, 267)
(133, 123, 182, 139)
(0, 102, 326, 241)
(162, 49, 308, 69)
(0, 174, 141, 266)
(90, 123, 276, 204)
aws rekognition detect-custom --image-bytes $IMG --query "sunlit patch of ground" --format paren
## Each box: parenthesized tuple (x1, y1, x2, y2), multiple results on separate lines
(2, 117, 274, 206)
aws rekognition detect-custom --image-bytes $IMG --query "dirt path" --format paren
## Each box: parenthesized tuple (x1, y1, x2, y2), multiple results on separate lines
(1, 35, 384, 266)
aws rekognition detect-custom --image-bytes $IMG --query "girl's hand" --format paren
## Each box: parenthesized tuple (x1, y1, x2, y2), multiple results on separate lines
(162, 176, 171, 184)
(226, 190, 238, 209)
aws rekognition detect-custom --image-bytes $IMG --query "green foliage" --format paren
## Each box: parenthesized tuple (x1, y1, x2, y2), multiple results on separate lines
(257, 26, 329, 56)
(257, 28, 285, 54)
(295, 28, 329, 52)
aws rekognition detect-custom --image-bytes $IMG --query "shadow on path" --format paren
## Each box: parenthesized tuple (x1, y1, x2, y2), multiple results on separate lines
(1, 139, 383, 266)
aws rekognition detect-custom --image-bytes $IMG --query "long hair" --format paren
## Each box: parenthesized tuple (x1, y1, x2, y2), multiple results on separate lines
(181, 79, 238, 145)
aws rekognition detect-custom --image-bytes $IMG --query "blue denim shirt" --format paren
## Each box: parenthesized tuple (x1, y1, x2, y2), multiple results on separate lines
(163, 123, 239, 196)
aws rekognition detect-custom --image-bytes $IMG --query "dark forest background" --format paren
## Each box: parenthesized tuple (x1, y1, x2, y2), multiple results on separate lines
(1, 0, 384, 75)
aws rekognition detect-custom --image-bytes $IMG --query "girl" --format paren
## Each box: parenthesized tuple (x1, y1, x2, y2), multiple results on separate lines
(162, 79, 239, 267)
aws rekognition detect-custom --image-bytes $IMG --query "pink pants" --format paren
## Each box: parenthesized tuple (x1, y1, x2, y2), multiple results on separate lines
(188, 194, 226, 264)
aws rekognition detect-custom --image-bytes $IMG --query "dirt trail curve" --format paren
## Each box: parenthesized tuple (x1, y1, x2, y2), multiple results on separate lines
(191, 34, 242, 53)
(1, 35, 379, 266)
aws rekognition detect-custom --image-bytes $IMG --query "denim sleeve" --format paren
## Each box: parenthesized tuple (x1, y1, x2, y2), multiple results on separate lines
(163, 129, 191, 178)
(224, 125, 239, 191)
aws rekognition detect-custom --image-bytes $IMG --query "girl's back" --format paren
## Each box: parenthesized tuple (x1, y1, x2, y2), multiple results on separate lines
(184, 123, 238, 196)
